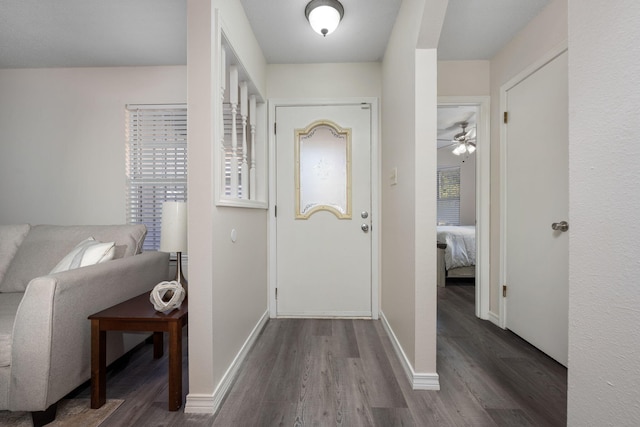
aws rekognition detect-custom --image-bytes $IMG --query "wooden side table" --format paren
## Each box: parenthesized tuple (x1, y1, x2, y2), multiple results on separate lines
(88, 292, 188, 411)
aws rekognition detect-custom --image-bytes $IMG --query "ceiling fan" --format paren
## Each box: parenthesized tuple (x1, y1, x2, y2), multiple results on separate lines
(438, 122, 476, 155)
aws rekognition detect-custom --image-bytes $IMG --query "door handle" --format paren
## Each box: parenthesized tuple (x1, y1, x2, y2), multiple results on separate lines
(551, 221, 569, 232)
(361, 224, 369, 233)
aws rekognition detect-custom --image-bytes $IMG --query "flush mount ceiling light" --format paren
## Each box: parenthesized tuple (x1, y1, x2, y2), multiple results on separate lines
(305, 0, 344, 37)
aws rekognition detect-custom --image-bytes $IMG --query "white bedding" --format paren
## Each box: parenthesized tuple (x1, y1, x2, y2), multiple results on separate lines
(437, 226, 476, 270)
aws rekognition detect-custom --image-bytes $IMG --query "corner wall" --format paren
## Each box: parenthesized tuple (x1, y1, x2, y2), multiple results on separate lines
(381, 0, 446, 383)
(186, 0, 268, 412)
(567, 1, 640, 424)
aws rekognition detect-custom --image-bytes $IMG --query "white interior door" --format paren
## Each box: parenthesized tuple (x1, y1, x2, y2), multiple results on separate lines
(276, 104, 372, 317)
(505, 50, 569, 366)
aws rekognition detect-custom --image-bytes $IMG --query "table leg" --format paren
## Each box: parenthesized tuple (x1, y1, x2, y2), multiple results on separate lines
(90, 320, 106, 409)
(153, 331, 164, 359)
(167, 321, 183, 411)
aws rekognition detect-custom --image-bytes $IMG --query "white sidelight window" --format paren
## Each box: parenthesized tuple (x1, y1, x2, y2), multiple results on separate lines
(125, 104, 187, 251)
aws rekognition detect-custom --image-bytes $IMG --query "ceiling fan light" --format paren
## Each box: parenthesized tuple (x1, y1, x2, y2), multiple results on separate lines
(305, 0, 344, 37)
(452, 145, 464, 155)
(467, 144, 476, 153)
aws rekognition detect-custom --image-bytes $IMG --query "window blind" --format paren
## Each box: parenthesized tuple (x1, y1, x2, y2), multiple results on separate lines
(125, 104, 187, 251)
(437, 167, 461, 226)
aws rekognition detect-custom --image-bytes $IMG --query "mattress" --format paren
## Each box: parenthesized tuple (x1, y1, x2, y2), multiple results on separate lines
(436, 225, 476, 270)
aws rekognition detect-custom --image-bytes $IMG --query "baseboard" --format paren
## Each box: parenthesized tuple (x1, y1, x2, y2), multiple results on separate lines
(488, 310, 502, 328)
(379, 311, 440, 391)
(276, 311, 372, 318)
(183, 394, 217, 414)
(184, 310, 269, 414)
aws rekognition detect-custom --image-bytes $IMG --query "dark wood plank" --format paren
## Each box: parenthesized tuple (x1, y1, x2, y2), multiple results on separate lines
(486, 408, 536, 426)
(371, 407, 416, 426)
(212, 320, 297, 426)
(293, 337, 338, 424)
(330, 357, 375, 425)
(331, 319, 360, 358)
(353, 319, 408, 409)
(261, 320, 308, 404)
(373, 315, 496, 427)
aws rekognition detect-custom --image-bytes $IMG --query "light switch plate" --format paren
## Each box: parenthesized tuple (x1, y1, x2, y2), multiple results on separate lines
(390, 167, 398, 186)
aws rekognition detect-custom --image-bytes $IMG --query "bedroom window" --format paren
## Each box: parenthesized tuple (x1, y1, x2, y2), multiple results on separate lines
(125, 104, 187, 251)
(437, 167, 460, 226)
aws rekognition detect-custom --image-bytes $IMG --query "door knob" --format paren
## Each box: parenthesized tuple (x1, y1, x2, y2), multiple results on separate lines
(361, 211, 369, 219)
(551, 221, 569, 232)
(361, 224, 369, 233)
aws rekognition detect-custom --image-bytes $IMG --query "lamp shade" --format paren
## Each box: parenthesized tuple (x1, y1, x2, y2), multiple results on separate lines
(160, 201, 187, 253)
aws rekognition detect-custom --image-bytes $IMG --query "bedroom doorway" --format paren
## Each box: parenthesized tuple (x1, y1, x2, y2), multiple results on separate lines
(437, 97, 490, 320)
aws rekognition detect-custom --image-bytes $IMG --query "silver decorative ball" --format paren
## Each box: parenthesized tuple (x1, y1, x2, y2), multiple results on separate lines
(150, 281, 186, 313)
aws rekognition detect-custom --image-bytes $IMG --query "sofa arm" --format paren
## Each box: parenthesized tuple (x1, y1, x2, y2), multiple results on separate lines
(8, 251, 169, 411)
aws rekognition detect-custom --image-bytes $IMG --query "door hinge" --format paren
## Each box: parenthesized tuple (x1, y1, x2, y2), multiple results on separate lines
(503, 111, 508, 124)
(275, 288, 278, 299)
(503, 285, 507, 298)
(274, 122, 277, 134)
(274, 205, 277, 217)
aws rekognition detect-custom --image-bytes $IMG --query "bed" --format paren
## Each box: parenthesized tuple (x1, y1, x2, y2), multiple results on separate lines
(437, 225, 476, 287)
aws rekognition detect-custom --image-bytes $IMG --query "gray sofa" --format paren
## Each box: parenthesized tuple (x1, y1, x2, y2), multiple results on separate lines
(0, 224, 169, 422)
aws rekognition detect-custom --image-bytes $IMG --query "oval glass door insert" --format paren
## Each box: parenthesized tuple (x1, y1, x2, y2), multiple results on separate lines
(295, 120, 352, 219)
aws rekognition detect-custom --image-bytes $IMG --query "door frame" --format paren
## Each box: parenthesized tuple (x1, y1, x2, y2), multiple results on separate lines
(499, 41, 568, 329)
(437, 96, 491, 320)
(268, 98, 380, 319)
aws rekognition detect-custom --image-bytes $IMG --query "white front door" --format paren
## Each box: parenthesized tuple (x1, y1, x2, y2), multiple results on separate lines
(276, 104, 372, 317)
(505, 50, 569, 366)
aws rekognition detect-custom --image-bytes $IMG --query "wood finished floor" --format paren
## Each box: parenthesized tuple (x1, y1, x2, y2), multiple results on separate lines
(71, 283, 567, 426)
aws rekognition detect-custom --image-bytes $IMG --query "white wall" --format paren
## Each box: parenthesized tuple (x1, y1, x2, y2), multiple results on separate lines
(489, 0, 567, 313)
(267, 63, 381, 99)
(186, 0, 268, 413)
(0, 66, 186, 225)
(437, 60, 490, 96)
(567, 1, 640, 424)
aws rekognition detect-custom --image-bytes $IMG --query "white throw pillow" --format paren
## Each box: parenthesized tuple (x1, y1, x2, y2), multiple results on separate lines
(50, 237, 116, 274)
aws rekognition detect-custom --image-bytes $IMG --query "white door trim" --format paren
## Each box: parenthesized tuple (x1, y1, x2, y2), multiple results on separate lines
(437, 96, 490, 321)
(499, 41, 568, 329)
(268, 98, 380, 319)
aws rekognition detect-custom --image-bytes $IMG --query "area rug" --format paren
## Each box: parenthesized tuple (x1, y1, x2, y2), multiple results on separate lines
(0, 398, 123, 427)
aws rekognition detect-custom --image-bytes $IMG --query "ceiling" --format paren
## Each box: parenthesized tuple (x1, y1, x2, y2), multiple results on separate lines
(0, 0, 549, 68)
(239, 0, 402, 63)
(0, 0, 187, 68)
(438, 0, 549, 60)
